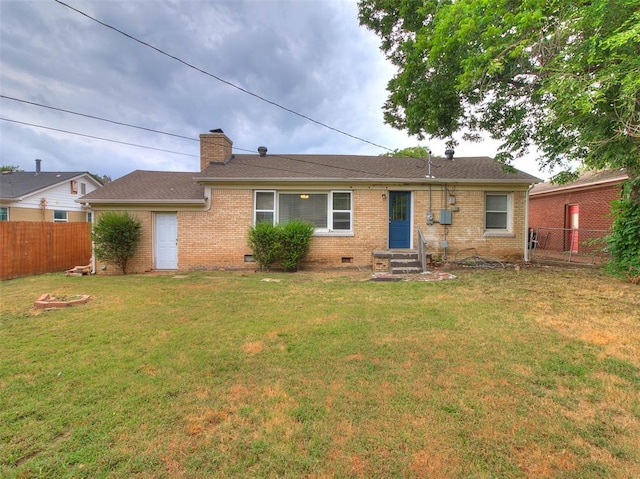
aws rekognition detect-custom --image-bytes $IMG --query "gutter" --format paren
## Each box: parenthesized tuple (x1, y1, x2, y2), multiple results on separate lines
(75, 198, 207, 205)
(530, 175, 628, 197)
(524, 183, 535, 262)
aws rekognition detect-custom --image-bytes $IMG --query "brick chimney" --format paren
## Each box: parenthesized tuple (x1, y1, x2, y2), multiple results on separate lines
(200, 129, 232, 171)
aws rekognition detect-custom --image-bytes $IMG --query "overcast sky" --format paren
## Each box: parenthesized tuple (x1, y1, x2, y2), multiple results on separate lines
(1, 0, 546, 180)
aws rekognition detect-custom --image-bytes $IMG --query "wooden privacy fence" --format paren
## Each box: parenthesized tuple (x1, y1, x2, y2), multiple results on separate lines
(0, 222, 92, 280)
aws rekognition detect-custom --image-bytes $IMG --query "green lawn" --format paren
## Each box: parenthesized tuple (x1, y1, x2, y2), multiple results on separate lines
(1, 267, 639, 478)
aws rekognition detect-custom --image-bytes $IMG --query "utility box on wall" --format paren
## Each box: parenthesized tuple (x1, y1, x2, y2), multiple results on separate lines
(439, 209, 452, 225)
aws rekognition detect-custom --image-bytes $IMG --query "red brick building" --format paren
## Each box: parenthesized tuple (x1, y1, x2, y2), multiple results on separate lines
(528, 169, 627, 253)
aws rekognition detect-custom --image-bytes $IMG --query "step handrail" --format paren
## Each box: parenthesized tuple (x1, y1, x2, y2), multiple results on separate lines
(417, 227, 428, 272)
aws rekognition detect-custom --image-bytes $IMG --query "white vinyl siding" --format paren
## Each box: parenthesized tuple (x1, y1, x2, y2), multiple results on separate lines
(12, 174, 100, 213)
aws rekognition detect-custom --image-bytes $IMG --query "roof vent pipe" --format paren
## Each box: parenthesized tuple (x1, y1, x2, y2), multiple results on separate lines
(35, 158, 42, 173)
(257, 146, 268, 157)
(444, 149, 454, 160)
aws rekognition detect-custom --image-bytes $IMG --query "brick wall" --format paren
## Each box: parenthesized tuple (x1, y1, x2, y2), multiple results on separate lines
(529, 183, 622, 232)
(95, 185, 530, 274)
(93, 210, 153, 275)
(305, 189, 388, 268)
(414, 188, 527, 261)
(178, 189, 255, 269)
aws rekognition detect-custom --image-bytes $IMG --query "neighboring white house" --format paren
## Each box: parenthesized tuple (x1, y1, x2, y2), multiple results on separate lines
(0, 159, 102, 222)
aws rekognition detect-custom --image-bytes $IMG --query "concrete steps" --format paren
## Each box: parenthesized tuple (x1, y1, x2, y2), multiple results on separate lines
(372, 250, 422, 274)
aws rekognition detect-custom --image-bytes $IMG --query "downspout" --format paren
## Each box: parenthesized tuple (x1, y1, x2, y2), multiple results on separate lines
(442, 185, 447, 262)
(524, 184, 534, 262)
(202, 187, 213, 212)
(87, 204, 96, 274)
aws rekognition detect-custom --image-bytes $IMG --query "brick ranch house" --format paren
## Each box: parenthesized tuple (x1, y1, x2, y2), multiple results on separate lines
(79, 130, 541, 274)
(528, 168, 628, 253)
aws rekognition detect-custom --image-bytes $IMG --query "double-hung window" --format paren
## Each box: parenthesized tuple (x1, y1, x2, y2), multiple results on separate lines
(254, 190, 352, 232)
(331, 192, 352, 230)
(0, 207, 8, 221)
(485, 193, 511, 233)
(255, 191, 276, 225)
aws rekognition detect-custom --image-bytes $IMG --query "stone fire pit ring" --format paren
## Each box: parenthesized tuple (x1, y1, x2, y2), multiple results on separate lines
(34, 294, 91, 309)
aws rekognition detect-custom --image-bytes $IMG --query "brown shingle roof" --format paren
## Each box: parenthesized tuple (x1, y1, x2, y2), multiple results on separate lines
(81, 155, 540, 204)
(79, 170, 205, 203)
(196, 154, 540, 182)
(530, 168, 627, 196)
(0, 171, 97, 200)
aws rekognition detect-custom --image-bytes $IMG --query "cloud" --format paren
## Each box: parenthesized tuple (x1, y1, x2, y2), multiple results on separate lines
(0, 0, 546, 179)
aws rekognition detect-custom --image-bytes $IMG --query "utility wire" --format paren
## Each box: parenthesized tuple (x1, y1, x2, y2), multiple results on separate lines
(52, 0, 395, 153)
(1, 94, 197, 142)
(0, 118, 199, 157)
(1, 95, 404, 176)
(3, 115, 392, 177)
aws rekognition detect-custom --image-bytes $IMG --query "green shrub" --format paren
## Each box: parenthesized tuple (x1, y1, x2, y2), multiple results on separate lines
(247, 220, 314, 272)
(279, 220, 315, 272)
(606, 194, 640, 284)
(247, 222, 282, 271)
(92, 212, 142, 275)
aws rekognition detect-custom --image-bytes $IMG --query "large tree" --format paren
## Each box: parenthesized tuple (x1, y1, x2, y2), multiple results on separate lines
(359, 0, 639, 278)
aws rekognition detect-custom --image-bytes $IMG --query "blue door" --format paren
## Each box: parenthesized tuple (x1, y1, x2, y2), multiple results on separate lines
(389, 191, 411, 248)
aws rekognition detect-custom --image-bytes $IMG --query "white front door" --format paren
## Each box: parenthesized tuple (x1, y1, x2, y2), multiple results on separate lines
(155, 213, 178, 269)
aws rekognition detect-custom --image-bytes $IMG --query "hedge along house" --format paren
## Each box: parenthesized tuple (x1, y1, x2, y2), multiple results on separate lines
(79, 130, 541, 274)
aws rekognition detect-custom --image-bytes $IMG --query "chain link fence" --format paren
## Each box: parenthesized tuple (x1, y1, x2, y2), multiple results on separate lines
(528, 227, 610, 265)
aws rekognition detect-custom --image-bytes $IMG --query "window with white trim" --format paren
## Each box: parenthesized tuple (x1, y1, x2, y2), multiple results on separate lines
(0, 207, 8, 221)
(254, 191, 276, 225)
(254, 190, 352, 232)
(53, 210, 68, 222)
(331, 191, 352, 230)
(485, 193, 511, 231)
(280, 193, 328, 228)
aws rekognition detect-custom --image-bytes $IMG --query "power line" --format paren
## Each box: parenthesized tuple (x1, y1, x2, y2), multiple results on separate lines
(2, 112, 394, 177)
(52, 0, 395, 153)
(1, 95, 406, 176)
(1, 94, 197, 142)
(0, 118, 199, 157)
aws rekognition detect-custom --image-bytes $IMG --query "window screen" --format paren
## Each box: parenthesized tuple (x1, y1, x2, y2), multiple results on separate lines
(485, 194, 508, 229)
